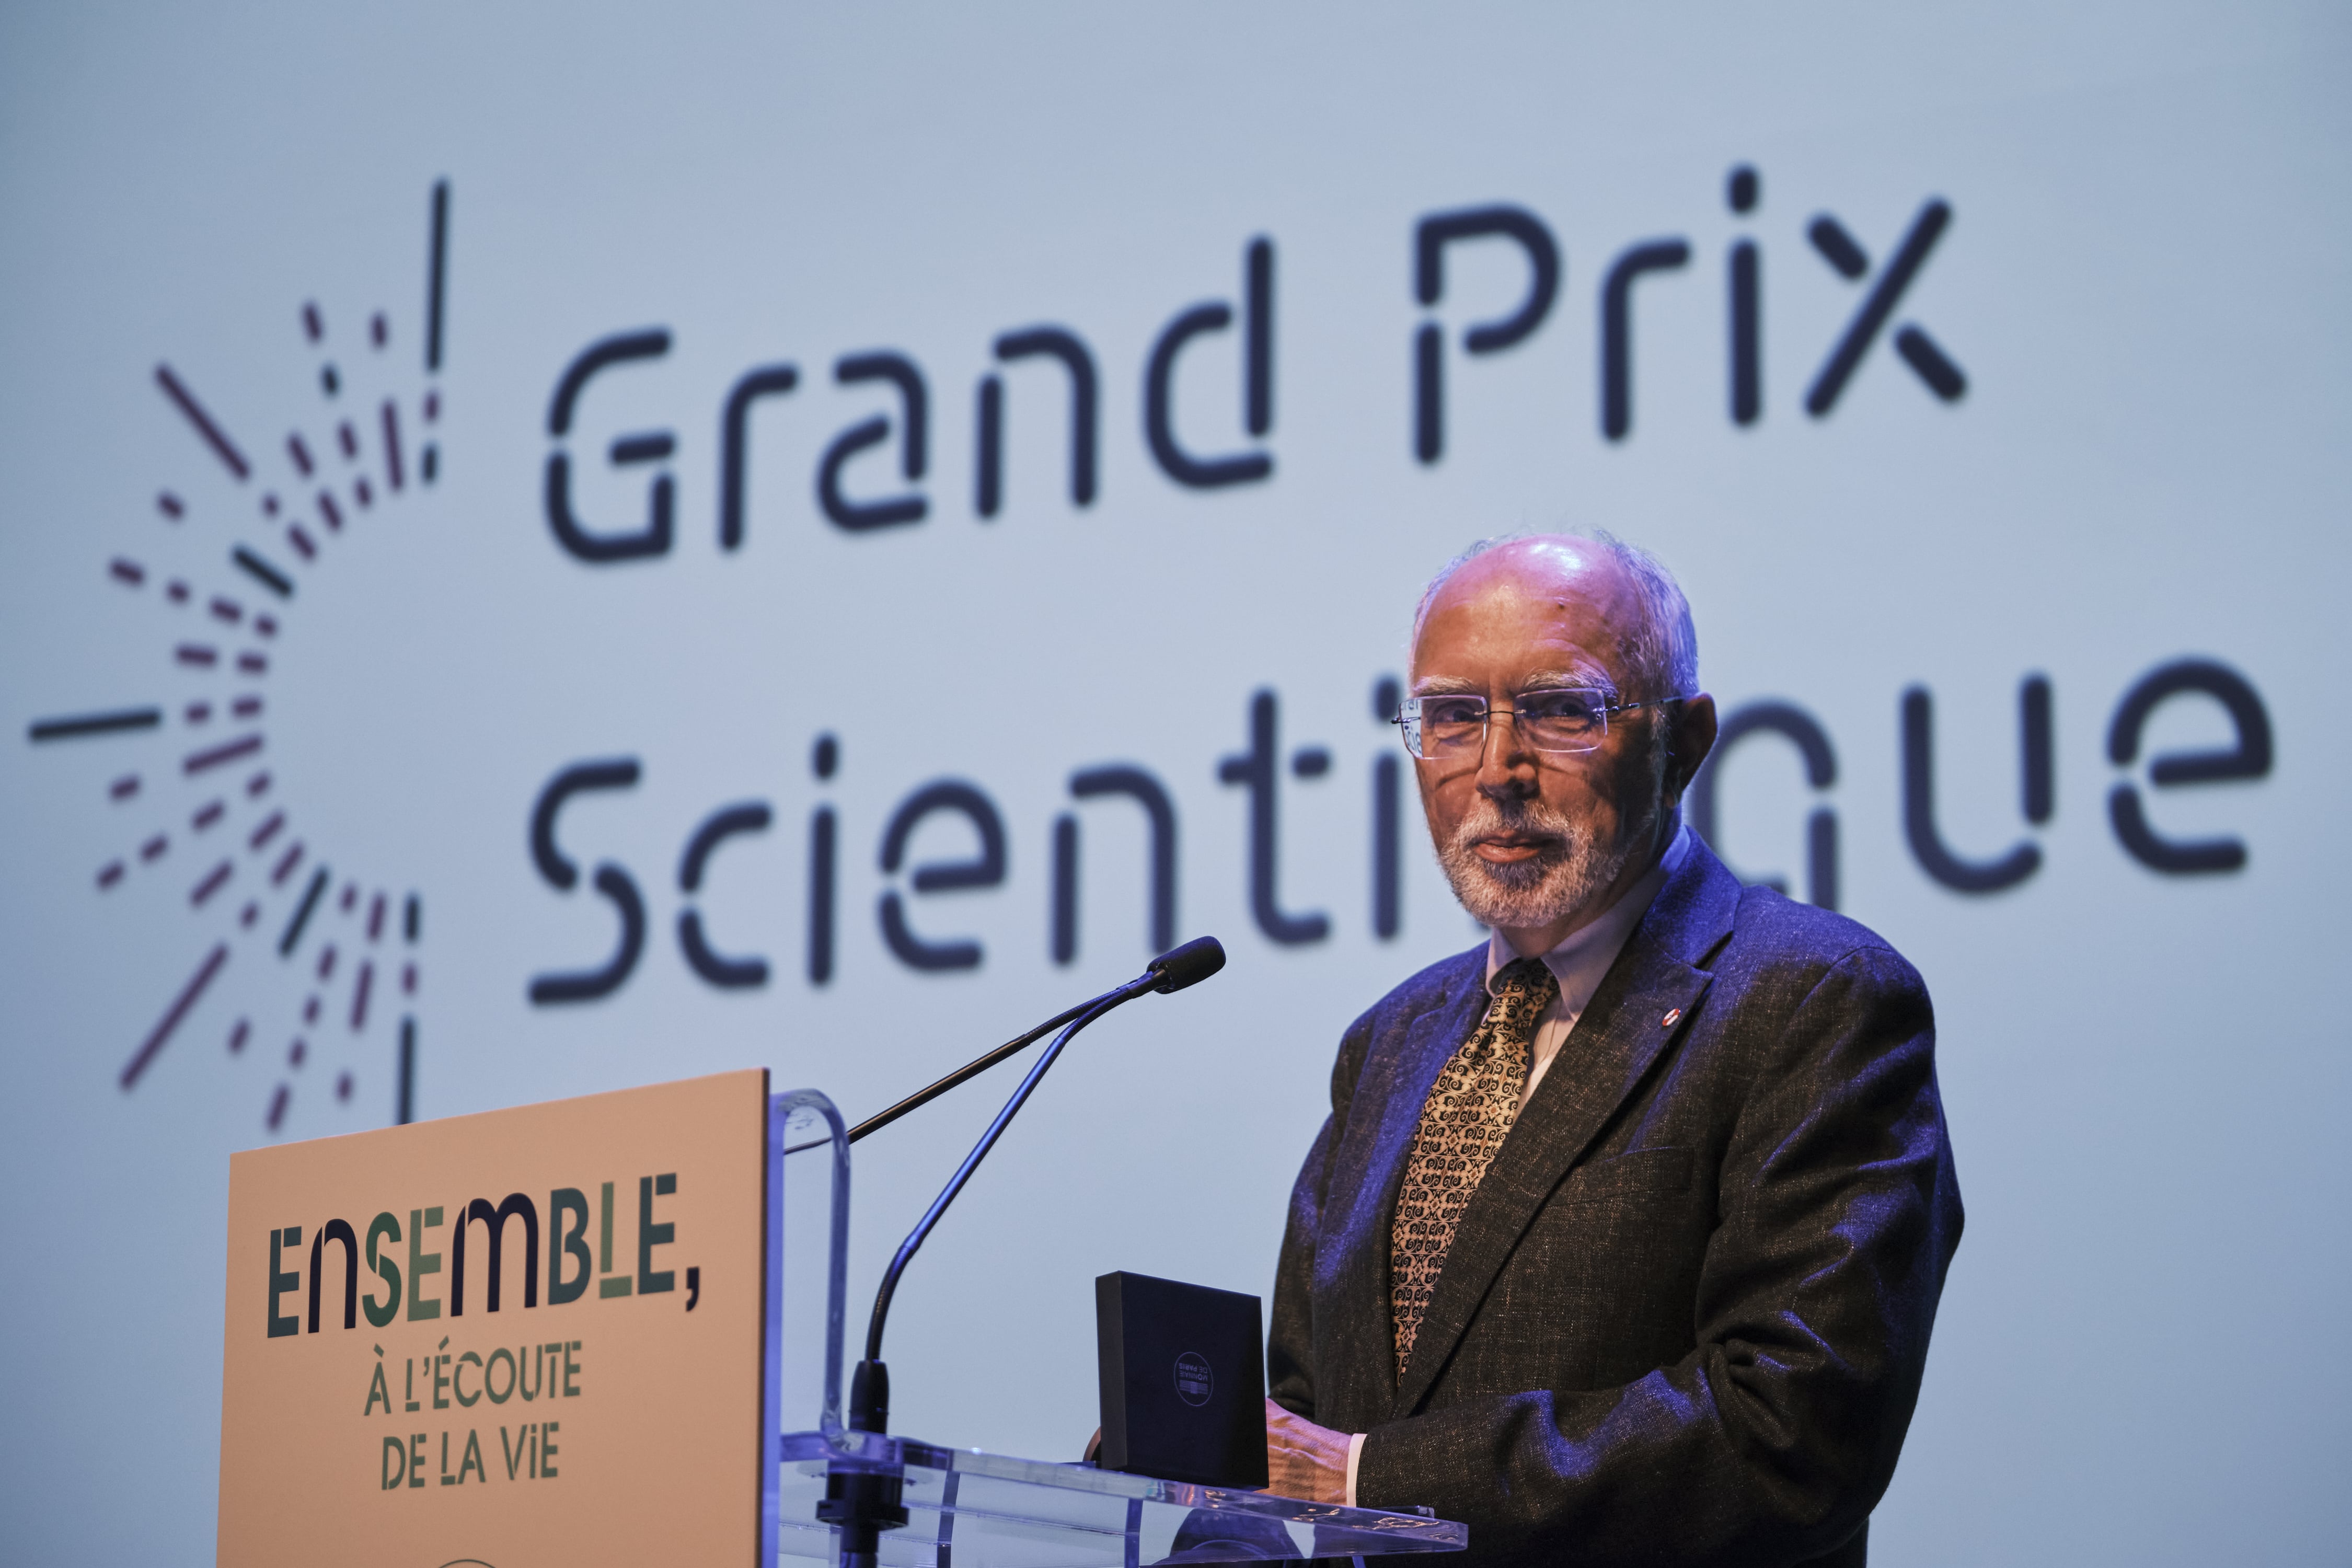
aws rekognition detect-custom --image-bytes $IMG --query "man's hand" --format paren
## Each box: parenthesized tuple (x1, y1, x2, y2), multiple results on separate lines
(1264, 1398, 1352, 1504)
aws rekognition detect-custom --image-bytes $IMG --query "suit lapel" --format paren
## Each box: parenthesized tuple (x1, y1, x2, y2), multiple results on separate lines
(1389, 845, 1743, 1419)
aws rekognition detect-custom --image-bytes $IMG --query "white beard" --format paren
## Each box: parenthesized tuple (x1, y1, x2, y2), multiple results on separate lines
(1435, 781, 1660, 933)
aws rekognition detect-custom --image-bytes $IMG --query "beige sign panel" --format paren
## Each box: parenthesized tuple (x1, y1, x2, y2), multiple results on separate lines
(218, 1069, 772, 1566)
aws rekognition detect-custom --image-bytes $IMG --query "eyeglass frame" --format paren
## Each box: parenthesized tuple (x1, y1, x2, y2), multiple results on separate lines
(1390, 687, 1696, 762)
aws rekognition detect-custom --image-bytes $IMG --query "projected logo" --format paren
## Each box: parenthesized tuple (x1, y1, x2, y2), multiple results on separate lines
(24, 182, 451, 1135)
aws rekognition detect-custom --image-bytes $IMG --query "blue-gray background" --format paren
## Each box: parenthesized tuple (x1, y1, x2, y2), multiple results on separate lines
(2, 3, 2346, 1562)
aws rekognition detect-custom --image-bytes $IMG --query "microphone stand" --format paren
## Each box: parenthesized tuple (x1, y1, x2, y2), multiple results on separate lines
(782, 1000, 1097, 1157)
(816, 938, 1224, 1568)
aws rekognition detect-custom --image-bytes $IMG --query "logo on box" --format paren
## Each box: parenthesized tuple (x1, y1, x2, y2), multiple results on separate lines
(1174, 1351, 1213, 1407)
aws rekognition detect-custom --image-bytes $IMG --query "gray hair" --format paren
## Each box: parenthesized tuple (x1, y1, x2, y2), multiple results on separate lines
(1410, 531, 1699, 699)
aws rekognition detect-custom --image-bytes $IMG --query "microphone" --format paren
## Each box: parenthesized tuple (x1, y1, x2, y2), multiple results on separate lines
(820, 938, 1227, 1567)
(789, 938, 1230, 1161)
(1145, 934, 1226, 994)
(846, 937, 1228, 1425)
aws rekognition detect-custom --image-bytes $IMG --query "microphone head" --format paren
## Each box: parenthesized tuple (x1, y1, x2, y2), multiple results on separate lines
(1147, 936, 1226, 994)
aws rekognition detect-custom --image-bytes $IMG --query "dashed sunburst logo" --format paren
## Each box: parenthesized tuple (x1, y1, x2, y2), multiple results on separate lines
(27, 181, 451, 1136)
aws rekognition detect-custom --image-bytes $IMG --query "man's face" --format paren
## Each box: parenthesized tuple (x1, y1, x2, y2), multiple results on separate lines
(1408, 539, 1709, 948)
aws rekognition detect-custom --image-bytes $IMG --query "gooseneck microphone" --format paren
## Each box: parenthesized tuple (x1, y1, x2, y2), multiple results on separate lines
(820, 938, 1225, 1567)
(851, 935, 1225, 1425)
(840, 1004, 1097, 1144)
(1141, 935, 1228, 994)
(793, 936, 1231, 1168)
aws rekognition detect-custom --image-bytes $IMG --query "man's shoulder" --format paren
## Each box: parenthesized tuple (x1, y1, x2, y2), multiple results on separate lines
(1641, 836, 1914, 982)
(1712, 878, 1928, 1002)
(1347, 943, 1486, 1039)
(1321, 944, 1484, 1103)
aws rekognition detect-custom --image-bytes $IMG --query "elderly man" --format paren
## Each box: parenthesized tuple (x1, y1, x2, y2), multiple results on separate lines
(1263, 535, 1962, 1567)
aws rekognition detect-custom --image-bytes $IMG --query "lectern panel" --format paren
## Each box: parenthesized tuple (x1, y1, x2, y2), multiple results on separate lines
(217, 1069, 773, 1566)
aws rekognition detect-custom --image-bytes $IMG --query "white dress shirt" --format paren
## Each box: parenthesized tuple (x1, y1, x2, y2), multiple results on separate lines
(1340, 823, 1694, 1505)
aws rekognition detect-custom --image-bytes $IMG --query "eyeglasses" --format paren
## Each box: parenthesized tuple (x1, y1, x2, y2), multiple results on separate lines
(1392, 688, 1688, 760)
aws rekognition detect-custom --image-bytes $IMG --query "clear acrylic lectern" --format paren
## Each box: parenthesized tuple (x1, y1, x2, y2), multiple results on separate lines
(768, 1091, 1468, 1567)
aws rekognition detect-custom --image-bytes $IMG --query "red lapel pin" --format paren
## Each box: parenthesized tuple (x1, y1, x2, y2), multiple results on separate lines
(1661, 1008, 1682, 1028)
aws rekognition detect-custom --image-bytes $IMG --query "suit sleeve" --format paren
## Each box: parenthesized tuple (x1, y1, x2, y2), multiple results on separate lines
(1267, 1007, 1377, 1421)
(1354, 944, 1964, 1567)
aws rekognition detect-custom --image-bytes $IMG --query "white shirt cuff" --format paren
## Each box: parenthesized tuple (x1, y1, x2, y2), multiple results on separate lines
(1344, 1432, 1366, 1507)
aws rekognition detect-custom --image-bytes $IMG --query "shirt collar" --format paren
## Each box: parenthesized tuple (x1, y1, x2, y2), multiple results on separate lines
(1484, 818, 1693, 1016)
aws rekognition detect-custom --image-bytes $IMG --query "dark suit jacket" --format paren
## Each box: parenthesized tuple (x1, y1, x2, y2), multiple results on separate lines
(1269, 840, 1962, 1568)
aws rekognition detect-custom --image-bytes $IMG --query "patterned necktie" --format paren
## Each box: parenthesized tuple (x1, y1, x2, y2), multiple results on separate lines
(1390, 955, 1560, 1374)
